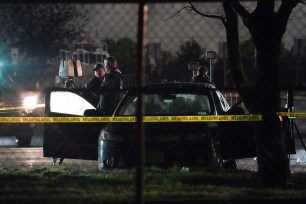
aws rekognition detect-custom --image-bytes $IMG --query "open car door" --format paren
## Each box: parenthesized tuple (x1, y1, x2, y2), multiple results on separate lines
(43, 87, 105, 160)
(219, 107, 296, 160)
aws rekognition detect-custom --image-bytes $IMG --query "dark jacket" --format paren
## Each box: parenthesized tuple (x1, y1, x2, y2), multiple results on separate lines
(85, 76, 105, 106)
(101, 69, 123, 91)
(191, 74, 210, 83)
(98, 69, 124, 115)
(86, 76, 105, 90)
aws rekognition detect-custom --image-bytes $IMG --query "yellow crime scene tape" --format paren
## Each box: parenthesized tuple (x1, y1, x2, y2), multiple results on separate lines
(0, 104, 45, 111)
(0, 115, 262, 123)
(0, 106, 24, 111)
(276, 112, 306, 117)
(1, 112, 306, 123)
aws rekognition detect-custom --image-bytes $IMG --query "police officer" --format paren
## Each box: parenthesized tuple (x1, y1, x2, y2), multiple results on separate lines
(98, 56, 124, 115)
(191, 66, 210, 83)
(85, 63, 106, 90)
(85, 63, 106, 106)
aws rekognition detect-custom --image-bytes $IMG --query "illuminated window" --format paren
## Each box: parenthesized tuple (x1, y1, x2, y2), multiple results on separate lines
(50, 91, 95, 115)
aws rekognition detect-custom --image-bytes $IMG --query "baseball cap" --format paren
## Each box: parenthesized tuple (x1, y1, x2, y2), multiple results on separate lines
(93, 63, 104, 71)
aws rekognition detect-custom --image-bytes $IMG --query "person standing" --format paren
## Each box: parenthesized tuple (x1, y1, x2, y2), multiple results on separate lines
(85, 63, 106, 106)
(98, 56, 124, 115)
(148, 63, 163, 83)
(85, 63, 106, 90)
(191, 66, 210, 83)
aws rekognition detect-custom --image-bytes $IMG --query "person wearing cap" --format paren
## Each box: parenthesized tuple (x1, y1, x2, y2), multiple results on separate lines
(191, 66, 210, 83)
(85, 63, 106, 106)
(85, 63, 106, 90)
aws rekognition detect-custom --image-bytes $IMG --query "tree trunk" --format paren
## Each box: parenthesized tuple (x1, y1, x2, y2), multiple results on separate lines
(223, 0, 253, 109)
(224, 0, 290, 187)
(254, 38, 290, 188)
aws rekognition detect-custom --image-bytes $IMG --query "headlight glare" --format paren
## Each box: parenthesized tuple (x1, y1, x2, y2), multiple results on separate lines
(23, 95, 38, 111)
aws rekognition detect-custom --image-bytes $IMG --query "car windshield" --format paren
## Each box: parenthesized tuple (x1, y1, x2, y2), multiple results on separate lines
(118, 93, 212, 116)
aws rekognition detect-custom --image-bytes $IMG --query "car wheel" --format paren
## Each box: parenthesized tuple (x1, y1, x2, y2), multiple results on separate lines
(98, 135, 105, 170)
(98, 135, 116, 170)
(15, 123, 35, 147)
(222, 159, 237, 170)
(16, 134, 32, 147)
(98, 135, 129, 170)
(206, 130, 223, 168)
(209, 133, 237, 170)
(209, 137, 223, 168)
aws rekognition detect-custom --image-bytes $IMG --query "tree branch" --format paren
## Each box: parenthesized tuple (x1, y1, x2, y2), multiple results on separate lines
(165, 2, 226, 26)
(279, 0, 304, 14)
(282, 0, 305, 6)
(278, 0, 304, 28)
(164, 7, 187, 21)
(228, 0, 251, 28)
(186, 3, 226, 25)
(228, 0, 250, 18)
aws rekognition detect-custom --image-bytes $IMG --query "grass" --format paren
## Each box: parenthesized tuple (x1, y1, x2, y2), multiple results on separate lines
(0, 166, 306, 203)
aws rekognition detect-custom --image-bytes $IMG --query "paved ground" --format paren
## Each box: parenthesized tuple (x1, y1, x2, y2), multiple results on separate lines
(0, 135, 305, 172)
(1, 116, 306, 172)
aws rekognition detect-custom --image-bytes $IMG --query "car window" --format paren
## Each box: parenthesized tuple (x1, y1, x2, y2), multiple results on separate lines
(120, 96, 137, 115)
(118, 93, 212, 116)
(50, 91, 95, 115)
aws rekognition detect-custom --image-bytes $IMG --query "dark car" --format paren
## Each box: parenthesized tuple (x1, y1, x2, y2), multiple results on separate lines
(97, 82, 260, 169)
(0, 70, 43, 147)
(43, 83, 296, 169)
(0, 95, 39, 146)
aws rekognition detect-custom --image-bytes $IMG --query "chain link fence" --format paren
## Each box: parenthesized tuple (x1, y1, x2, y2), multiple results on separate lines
(0, 1, 306, 170)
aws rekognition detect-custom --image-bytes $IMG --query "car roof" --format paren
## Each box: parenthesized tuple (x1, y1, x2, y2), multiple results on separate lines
(127, 82, 217, 94)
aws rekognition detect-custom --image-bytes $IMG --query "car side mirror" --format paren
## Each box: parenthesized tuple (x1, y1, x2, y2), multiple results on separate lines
(227, 106, 245, 115)
(83, 109, 102, 116)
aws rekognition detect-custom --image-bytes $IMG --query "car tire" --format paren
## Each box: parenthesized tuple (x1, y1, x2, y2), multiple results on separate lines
(207, 130, 224, 168)
(98, 135, 128, 170)
(210, 132, 237, 170)
(98, 135, 106, 170)
(222, 159, 237, 170)
(16, 134, 32, 147)
(209, 138, 223, 168)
